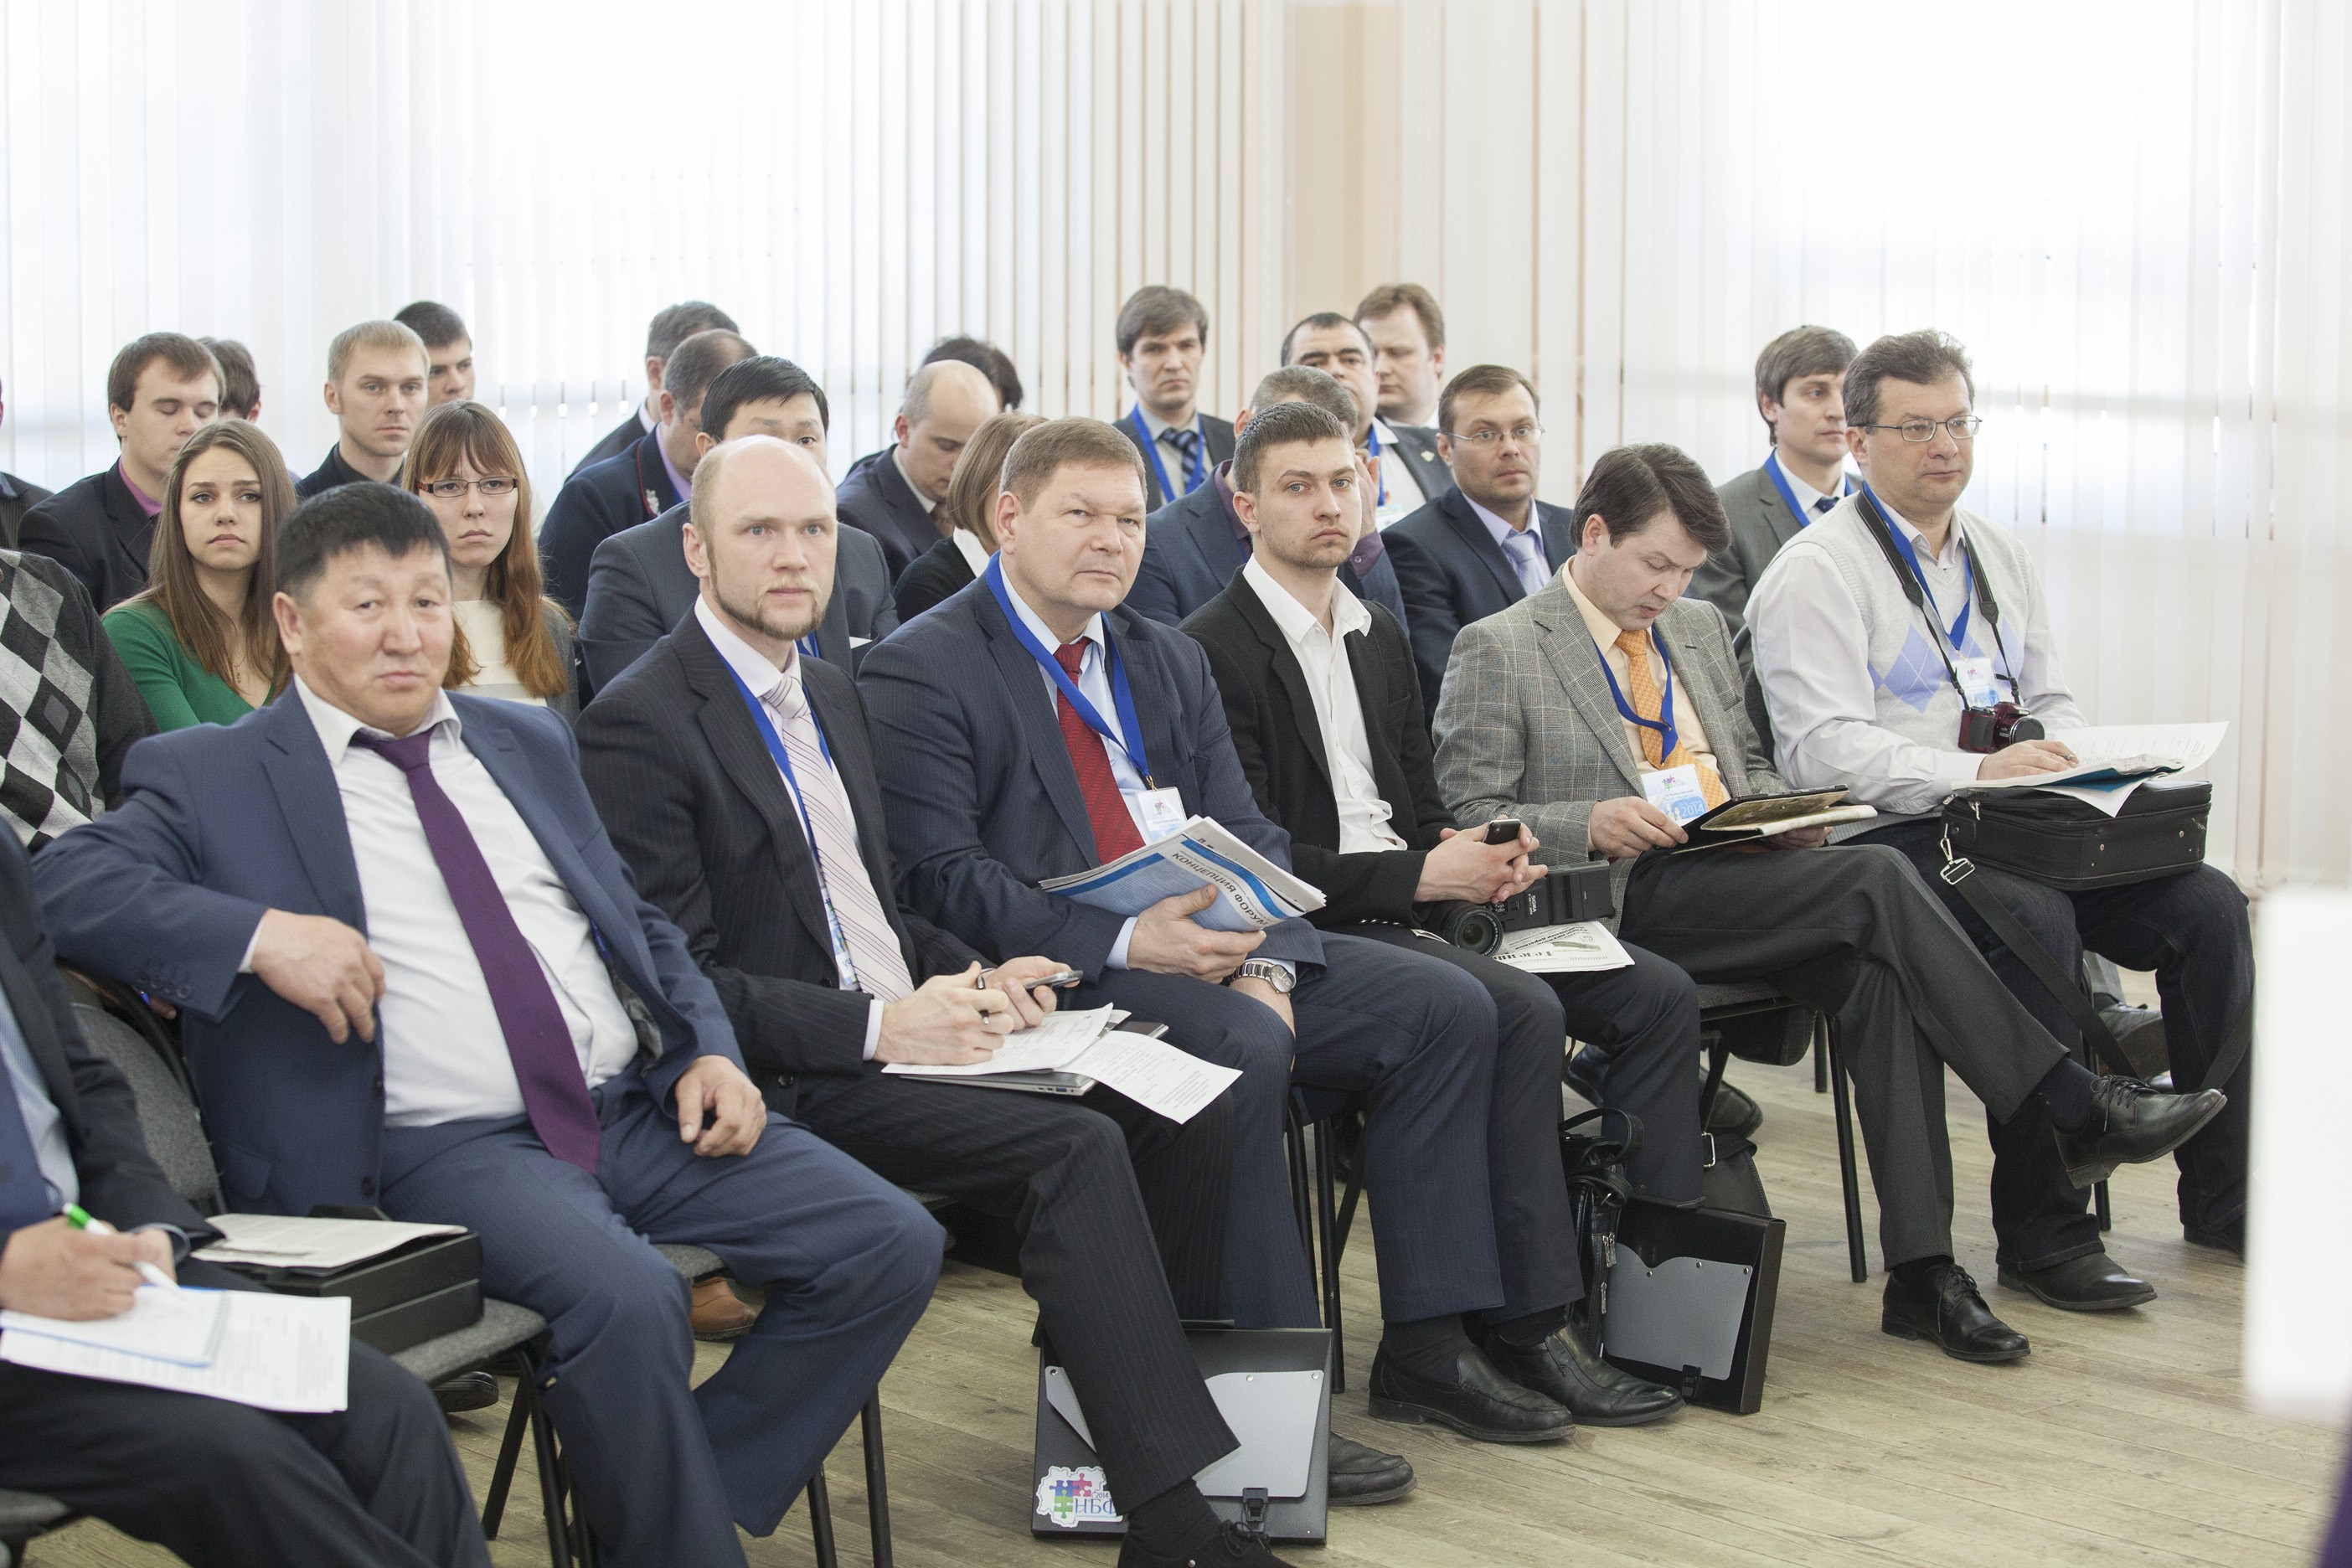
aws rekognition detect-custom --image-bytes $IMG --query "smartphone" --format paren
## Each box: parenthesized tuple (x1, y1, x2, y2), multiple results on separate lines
(1027, 969, 1086, 989)
(1484, 818, 1524, 845)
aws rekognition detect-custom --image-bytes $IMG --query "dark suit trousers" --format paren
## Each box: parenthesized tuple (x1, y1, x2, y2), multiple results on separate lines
(1865, 822, 2253, 1246)
(1621, 843, 2066, 1270)
(0, 1263, 487, 1568)
(792, 1072, 1238, 1505)
(379, 1075, 944, 1568)
(1081, 931, 1504, 1329)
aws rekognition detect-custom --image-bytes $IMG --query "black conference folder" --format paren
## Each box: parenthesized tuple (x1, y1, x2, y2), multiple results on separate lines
(351, 1279, 484, 1354)
(224, 1230, 485, 1320)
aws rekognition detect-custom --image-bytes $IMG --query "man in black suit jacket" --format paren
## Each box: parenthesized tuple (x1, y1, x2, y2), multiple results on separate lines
(569, 301, 740, 480)
(1128, 367, 1407, 628)
(834, 360, 1002, 578)
(0, 831, 487, 1568)
(579, 356, 897, 690)
(1113, 286, 1236, 510)
(575, 435, 1338, 1565)
(539, 328, 751, 617)
(1381, 366, 1577, 719)
(18, 333, 222, 611)
(1181, 402, 1691, 1426)
(864, 416, 1639, 1455)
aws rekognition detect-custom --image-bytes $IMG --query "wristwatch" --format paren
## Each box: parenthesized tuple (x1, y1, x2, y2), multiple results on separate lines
(1227, 958, 1295, 994)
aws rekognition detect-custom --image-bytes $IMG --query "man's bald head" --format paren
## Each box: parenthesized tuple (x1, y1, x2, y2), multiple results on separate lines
(684, 435, 838, 654)
(896, 358, 1003, 503)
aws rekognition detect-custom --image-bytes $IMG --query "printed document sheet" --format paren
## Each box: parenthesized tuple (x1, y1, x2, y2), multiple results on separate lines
(1493, 922, 1637, 974)
(199, 1214, 468, 1272)
(2, 1289, 351, 1411)
(1, 1284, 227, 1367)
(886, 1007, 1238, 1123)
(1951, 722, 2226, 813)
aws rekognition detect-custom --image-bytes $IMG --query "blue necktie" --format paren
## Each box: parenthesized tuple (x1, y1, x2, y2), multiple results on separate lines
(0, 1044, 57, 1233)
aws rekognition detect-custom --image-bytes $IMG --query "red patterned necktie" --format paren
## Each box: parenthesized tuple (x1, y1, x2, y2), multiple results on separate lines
(1053, 641, 1144, 862)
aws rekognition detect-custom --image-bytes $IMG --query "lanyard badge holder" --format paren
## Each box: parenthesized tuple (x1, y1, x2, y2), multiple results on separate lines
(1762, 449, 1852, 529)
(1854, 488, 2040, 755)
(718, 660, 864, 989)
(1127, 407, 1209, 501)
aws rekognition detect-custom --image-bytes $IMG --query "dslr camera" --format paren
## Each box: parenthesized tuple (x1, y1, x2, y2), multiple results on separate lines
(1956, 700, 2044, 755)
(1431, 860, 1617, 956)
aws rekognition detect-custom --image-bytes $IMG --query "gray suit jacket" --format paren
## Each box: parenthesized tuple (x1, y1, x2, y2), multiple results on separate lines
(1691, 461, 1840, 652)
(1430, 582, 1785, 909)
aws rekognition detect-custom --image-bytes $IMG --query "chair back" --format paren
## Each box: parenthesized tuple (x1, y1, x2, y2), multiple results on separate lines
(70, 1002, 222, 1212)
(1744, 661, 1777, 761)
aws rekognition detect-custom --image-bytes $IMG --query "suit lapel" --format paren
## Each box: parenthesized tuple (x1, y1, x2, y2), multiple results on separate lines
(813, 580, 853, 667)
(0, 926, 79, 1130)
(675, 623, 842, 963)
(1529, 588, 1645, 791)
(978, 594, 1101, 862)
(259, 696, 368, 928)
(459, 717, 630, 960)
(1761, 482, 1803, 552)
(1189, 493, 1247, 589)
(1539, 503, 1578, 572)
(1231, 576, 1330, 785)
(1655, 607, 1749, 792)
(1441, 492, 1526, 605)
(1106, 607, 1187, 798)
(100, 469, 155, 584)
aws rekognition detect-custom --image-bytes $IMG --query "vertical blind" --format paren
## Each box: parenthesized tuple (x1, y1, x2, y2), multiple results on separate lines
(3, 0, 2346, 885)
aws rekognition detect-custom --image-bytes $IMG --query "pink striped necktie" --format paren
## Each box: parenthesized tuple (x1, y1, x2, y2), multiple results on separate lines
(763, 673, 916, 1002)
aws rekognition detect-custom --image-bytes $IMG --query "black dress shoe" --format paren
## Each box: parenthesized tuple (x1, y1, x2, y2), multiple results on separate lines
(1117, 1519, 1297, 1567)
(2054, 1078, 2227, 1188)
(1368, 1345, 1574, 1443)
(1483, 1320, 1683, 1426)
(1997, 1252, 2156, 1312)
(1325, 1432, 1415, 1505)
(1564, 1047, 1606, 1106)
(433, 1370, 499, 1415)
(2184, 1216, 2245, 1257)
(1706, 1079, 1765, 1138)
(1882, 1263, 2030, 1363)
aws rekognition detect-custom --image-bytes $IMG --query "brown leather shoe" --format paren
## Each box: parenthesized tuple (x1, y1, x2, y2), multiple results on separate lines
(690, 1275, 757, 1340)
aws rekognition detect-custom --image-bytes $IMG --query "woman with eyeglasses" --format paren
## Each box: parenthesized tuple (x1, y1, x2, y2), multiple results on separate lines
(405, 400, 579, 719)
(103, 420, 291, 730)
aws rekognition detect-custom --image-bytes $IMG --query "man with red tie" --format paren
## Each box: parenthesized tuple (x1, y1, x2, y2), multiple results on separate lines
(34, 482, 946, 1568)
(862, 419, 1649, 1457)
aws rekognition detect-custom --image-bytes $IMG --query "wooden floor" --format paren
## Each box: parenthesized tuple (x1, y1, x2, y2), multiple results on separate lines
(28, 1033, 2345, 1567)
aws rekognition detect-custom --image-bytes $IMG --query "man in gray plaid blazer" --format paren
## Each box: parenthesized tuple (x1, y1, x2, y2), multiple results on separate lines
(1431, 444, 2226, 1364)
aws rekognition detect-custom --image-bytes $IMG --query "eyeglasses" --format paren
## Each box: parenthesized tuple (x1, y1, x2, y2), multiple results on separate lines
(1857, 416, 1983, 444)
(1446, 422, 1545, 446)
(421, 477, 519, 498)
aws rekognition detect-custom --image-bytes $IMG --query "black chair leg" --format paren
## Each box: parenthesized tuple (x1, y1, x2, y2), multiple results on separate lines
(1701, 1039, 1730, 1128)
(1826, 1022, 1869, 1283)
(861, 1395, 894, 1568)
(480, 1361, 533, 1540)
(1814, 1019, 1829, 1093)
(2094, 1179, 2112, 1231)
(807, 1469, 839, 1568)
(1311, 1118, 1347, 1392)
(516, 1370, 574, 1566)
(1282, 1104, 1314, 1257)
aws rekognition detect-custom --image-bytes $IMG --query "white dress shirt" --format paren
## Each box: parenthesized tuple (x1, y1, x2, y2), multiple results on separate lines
(1469, 496, 1555, 596)
(1244, 557, 1406, 854)
(1774, 458, 1837, 518)
(950, 529, 993, 577)
(289, 679, 639, 1127)
(1370, 418, 1427, 525)
(695, 599, 889, 1057)
(1746, 502, 2087, 815)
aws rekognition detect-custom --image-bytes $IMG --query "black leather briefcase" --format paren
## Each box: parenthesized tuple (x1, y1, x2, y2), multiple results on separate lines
(1601, 1194, 1784, 1416)
(1940, 777, 2210, 891)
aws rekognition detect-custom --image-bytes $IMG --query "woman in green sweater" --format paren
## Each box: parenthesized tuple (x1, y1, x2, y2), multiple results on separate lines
(103, 420, 288, 729)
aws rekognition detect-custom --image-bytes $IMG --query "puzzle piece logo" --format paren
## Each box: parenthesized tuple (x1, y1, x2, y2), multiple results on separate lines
(1037, 1464, 1122, 1528)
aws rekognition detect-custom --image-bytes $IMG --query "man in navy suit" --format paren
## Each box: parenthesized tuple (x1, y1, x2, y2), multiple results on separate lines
(539, 328, 754, 618)
(569, 301, 740, 479)
(863, 418, 1635, 1451)
(1128, 366, 1409, 631)
(34, 483, 943, 1568)
(580, 355, 898, 691)
(834, 359, 1002, 579)
(1382, 365, 1578, 719)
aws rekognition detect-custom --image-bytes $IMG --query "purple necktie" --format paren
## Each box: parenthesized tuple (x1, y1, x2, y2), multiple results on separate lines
(352, 730, 603, 1173)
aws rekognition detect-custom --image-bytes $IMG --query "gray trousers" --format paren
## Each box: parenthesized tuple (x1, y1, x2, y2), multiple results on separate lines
(1618, 843, 2066, 1269)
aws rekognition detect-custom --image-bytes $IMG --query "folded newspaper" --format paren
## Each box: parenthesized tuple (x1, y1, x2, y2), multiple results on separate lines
(1493, 921, 1637, 974)
(1041, 816, 1324, 931)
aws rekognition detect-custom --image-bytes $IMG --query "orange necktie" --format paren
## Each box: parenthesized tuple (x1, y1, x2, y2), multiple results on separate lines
(1612, 629, 1729, 807)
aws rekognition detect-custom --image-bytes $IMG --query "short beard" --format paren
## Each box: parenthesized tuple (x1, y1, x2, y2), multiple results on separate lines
(712, 559, 827, 644)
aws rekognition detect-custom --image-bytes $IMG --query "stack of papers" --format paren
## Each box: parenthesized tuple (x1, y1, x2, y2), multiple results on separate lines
(1494, 922, 1638, 974)
(885, 1006, 1240, 1124)
(1043, 817, 1324, 931)
(1, 1287, 350, 1411)
(199, 1214, 469, 1272)
(1949, 722, 2226, 814)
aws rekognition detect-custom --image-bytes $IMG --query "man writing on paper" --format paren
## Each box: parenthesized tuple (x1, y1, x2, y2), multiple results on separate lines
(0, 831, 489, 1568)
(1433, 441, 2226, 1362)
(863, 416, 1653, 1467)
(573, 435, 1275, 1568)
(1746, 329, 2255, 1266)
(1183, 399, 1693, 1426)
(33, 482, 946, 1568)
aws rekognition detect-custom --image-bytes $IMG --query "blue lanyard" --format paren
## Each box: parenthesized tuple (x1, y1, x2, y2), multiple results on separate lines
(1367, 424, 1388, 507)
(1592, 624, 1679, 762)
(1126, 406, 1207, 499)
(1865, 483, 1973, 652)
(983, 554, 1154, 787)
(1763, 449, 1850, 529)
(716, 657, 861, 988)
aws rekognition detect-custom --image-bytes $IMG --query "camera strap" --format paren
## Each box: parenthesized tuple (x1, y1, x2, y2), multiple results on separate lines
(1854, 488, 2019, 707)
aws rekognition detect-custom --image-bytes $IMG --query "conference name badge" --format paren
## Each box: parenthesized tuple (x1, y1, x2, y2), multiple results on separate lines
(1952, 655, 2000, 709)
(1038, 1465, 1121, 1527)
(1130, 787, 1188, 841)
(1642, 764, 1710, 826)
